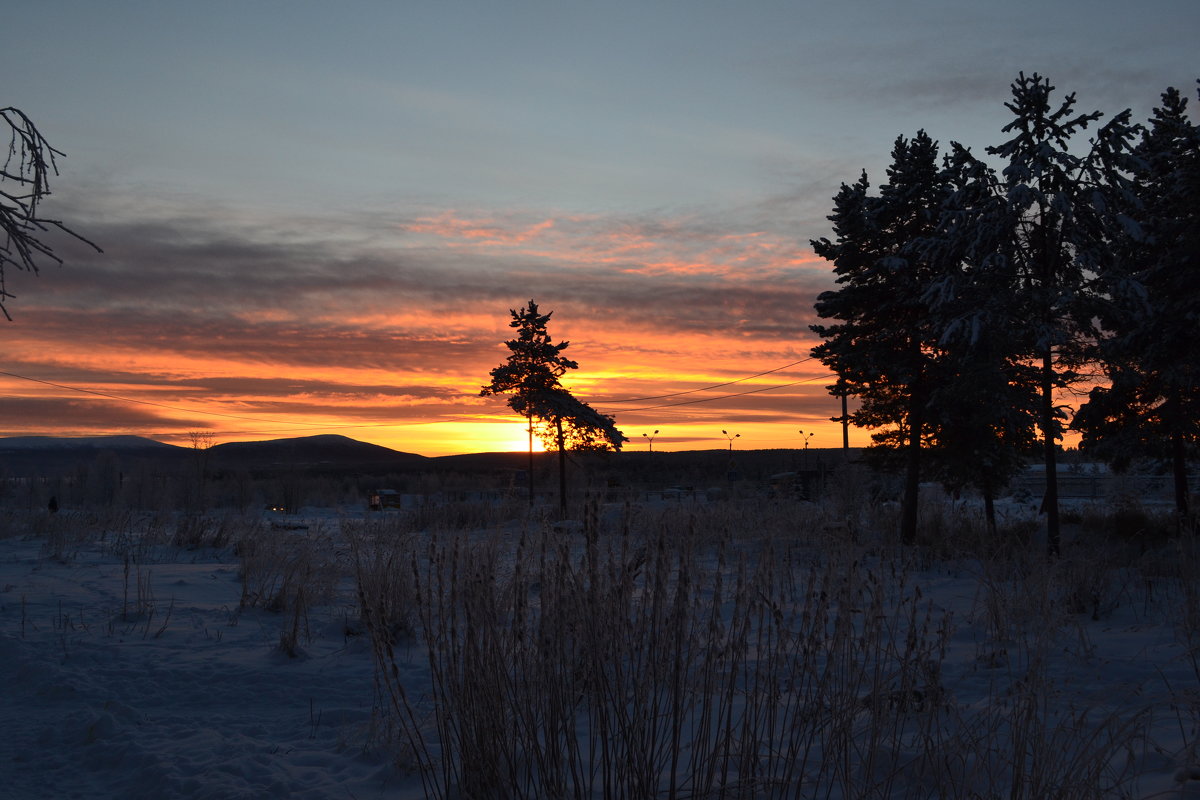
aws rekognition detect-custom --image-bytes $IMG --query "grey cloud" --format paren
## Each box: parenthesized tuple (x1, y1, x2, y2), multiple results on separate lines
(3, 361, 458, 406)
(32, 201, 829, 346)
(23, 309, 501, 373)
(0, 396, 184, 433)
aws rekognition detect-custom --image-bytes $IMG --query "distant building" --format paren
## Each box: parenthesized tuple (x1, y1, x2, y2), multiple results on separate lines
(368, 489, 402, 511)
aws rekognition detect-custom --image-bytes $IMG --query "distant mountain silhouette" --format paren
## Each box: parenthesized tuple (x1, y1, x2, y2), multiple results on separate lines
(0, 433, 856, 482)
(0, 435, 186, 478)
(210, 434, 428, 471)
(0, 435, 178, 451)
(432, 451, 548, 471)
(0, 433, 427, 477)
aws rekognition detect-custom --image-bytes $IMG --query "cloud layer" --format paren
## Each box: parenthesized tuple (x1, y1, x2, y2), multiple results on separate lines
(2, 190, 840, 453)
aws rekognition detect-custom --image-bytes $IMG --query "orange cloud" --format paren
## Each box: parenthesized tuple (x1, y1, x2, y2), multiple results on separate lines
(0, 197, 861, 455)
(405, 212, 555, 245)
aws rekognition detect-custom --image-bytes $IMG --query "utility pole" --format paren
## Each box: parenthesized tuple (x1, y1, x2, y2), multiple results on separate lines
(840, 393, 849, 451)
(527, 414, 534, 507)
(830, 378, 850, 455)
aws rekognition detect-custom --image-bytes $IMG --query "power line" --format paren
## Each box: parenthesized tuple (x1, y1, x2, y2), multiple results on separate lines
(589, 356, 816, 403)
(611, 373, 834, 413)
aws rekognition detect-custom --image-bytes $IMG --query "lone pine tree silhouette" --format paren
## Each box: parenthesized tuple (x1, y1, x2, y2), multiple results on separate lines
(1, 107, 100, 320)
(481, 299, 625, 514)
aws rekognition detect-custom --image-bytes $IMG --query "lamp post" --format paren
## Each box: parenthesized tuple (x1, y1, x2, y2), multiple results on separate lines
(642, 429, 659, 453)
(799, 429, 814, 470)
(796, 429, 816, 496)
(722, 430, 740, 451)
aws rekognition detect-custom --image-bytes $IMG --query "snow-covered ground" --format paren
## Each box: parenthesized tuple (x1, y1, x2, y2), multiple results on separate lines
(1, 512, 402, 799)
(2, 500, 1199, 799)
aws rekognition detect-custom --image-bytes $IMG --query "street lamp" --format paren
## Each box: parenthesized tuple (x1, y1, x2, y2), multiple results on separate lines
(722, 430, 740, 451)
(642, 429, 659, 452)
(799, 429, 814, 469)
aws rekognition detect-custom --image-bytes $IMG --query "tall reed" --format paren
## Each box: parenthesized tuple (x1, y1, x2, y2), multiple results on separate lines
(361, 510, 1046, 799)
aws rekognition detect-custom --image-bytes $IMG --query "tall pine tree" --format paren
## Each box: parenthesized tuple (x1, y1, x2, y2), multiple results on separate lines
(921, 142, 1042, 533)
(1076, 82, 1200, 515)
(811, 131, 949, 544)
(812, 77, 1139, 549)
(482, 300, 624, 513)
(979, 73, 1138, 554)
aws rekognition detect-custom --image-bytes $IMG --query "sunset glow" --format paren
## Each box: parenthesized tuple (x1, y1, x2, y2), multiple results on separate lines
(0, 203, 853, 455)
(3, 2, 1190, 456)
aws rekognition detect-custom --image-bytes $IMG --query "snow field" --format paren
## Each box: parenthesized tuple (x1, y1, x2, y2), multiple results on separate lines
(2, 512, 392, 799)
(2, 498, 1199, 798)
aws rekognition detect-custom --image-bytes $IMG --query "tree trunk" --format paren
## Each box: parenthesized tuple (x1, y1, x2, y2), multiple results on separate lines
(982, 478, 996, 538)
(1040, 348, 1061, 556)
(555, 417, 567, 516)
(841, 392, 850, 454)
(900, 402, 923, 546)
(1172, 429, 1189, 517)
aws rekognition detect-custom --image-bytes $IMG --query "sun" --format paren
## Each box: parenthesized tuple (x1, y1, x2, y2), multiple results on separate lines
(498, 423, 546, 453)
(451, 421, 547, 454)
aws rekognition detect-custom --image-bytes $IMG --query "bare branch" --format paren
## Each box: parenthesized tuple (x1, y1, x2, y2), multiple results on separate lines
(0, 106, 101, 320)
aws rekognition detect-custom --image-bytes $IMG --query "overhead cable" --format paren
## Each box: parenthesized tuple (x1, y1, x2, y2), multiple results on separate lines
(612, 373, 833, 413)
(589, 356, 816, 403)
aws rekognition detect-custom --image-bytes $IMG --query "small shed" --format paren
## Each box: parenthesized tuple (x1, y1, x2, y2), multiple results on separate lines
(368, 489, 403, 511)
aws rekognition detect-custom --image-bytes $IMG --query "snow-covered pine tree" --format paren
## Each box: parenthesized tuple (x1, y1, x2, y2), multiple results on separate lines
(811, 131, 950, 545)
(981, 73, 1138, 554)
(1076, 82, 1200, 515)
(920, 142, 1042, 534)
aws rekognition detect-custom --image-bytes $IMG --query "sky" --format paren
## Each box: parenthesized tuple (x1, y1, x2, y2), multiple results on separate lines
(2, 0, 1197, 456)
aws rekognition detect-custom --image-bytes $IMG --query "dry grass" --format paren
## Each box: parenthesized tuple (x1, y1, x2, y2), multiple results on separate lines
(357, 497, 1154, 799)
(233, 520, 343, 657)
(12, 488, 1191, 797)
